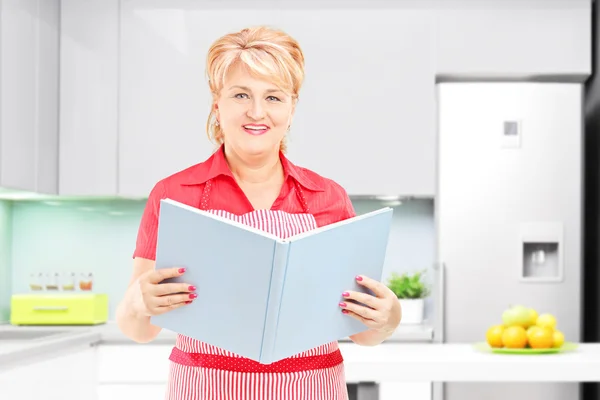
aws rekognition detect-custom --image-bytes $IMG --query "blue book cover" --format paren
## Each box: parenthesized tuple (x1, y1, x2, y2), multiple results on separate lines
(150, 199, 393, 364)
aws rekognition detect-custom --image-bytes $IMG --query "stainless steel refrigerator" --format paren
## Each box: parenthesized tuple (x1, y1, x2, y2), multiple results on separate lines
(436, 82, 583, 400)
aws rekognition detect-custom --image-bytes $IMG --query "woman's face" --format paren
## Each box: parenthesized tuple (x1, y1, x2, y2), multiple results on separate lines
(214, 63, 295, 158)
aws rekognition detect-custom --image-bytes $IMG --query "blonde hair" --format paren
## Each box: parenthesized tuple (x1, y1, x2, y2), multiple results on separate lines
(205, 26, 305, 153)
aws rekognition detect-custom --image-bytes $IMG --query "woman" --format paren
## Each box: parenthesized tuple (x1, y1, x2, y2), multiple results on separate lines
(116, 25, 402, 400)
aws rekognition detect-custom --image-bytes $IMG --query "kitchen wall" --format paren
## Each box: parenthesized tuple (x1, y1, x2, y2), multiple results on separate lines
(0, 201, 12, 322)
(6, 197, 435, 319)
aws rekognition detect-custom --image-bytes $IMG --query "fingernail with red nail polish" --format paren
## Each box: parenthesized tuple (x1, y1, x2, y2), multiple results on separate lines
(341, 309, 349, 314)
(189, 293, 198, 299)
(342, 292, 349, 297)
(339, 302, 346, 308)
(185, 300, 192, 304)
(188, 286, 196, 291)
(178, 268, 186, 274)
(355, 275, 363, 281)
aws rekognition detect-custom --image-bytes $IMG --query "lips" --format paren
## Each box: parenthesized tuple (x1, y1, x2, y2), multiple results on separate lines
(243, 124, 270, 136)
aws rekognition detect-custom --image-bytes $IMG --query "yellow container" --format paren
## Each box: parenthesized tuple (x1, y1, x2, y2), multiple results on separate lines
(10, 293, 109, 325)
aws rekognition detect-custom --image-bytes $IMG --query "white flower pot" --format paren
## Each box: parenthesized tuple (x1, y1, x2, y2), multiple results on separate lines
(399, 298, 425, 324)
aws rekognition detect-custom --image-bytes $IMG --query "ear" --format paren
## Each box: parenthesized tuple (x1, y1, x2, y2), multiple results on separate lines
(290, 99, 297, 118)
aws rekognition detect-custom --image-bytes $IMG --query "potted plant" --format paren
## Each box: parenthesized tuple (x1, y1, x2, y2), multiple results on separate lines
(386, 270, 431, 324)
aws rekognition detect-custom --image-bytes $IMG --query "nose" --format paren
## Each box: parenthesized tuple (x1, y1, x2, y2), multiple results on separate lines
(247, 99, 266, 120)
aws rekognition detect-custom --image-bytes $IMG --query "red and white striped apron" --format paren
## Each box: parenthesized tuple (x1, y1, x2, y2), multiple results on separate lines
(164, 179, 349, 400)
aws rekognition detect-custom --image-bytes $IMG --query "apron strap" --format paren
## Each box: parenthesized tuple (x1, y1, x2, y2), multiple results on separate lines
(293, 180, 310, 214)
(199, 178, 310, 214)
(199, 179, 213, 211)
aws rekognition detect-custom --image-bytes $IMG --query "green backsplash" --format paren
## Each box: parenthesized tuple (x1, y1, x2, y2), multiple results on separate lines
(5, 197, 434, 320)
(0, 201, 12, 322)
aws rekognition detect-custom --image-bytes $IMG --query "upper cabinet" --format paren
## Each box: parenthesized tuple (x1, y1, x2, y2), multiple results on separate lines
(58, 0, 119, 196)
(435, 0, 592, 81)
(117, 3, 436, 197)
(55, 0, 590, 198)
(117, 2, 222, 198)
(434, 2, 591, 79)
(0, 0, 60, 194)
(281, 10, 436, 197)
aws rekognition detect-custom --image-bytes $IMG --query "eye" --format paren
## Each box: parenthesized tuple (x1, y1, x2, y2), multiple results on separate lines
(234, 93, 249, 99)
(267, 95, 281, 102)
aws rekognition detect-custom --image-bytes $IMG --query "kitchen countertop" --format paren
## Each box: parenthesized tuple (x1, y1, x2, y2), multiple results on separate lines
(1, 323, 600, 382)
(340, 342, 600, 382)
(0, 321, 433, 372)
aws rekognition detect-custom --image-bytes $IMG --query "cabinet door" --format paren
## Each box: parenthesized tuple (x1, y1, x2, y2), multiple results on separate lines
(118, 1, 229, 197)
(0, 345, 97, 400)
(435, 5, 590, 78)
(97, 345, 172, 383)
(281, 10, 436, 197)
(379, 382, 432, 400)
(118, 3, 436, 197)
(98, 384, 166, 400)
(0, 0, 59, 194)
(59, 0, 119, 196)
(97, 345, 171, 400)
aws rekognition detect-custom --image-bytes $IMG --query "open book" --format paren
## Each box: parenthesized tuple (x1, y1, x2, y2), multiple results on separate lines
(150, 199, 393, 364)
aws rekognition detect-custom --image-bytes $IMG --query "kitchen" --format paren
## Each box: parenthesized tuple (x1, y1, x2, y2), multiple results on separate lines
(1, 0, 599, 400)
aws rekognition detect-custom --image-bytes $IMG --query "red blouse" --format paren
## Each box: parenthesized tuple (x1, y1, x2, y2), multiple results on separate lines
(133, 145, 356, 260)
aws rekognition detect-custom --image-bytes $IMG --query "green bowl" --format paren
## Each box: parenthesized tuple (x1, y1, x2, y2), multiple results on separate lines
(473, 341, 579, 355)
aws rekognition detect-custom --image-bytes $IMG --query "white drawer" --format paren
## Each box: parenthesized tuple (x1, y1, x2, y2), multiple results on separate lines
(98, 384, 167, 400)
(97, 345, 172, 383)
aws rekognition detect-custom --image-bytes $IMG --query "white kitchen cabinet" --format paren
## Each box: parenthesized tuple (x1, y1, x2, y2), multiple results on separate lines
(96, 344, 430, 400)
(97, 344, 170, 399)
(55, 1, 588, 198)
(379, 383, 431, 400)
(118, 2, 222, 198)
(0, 345, 97, 400)
(58, 0, 119, 196)
(280, 10, 436, 197)
(0, 0, 60, 194)
(117, 2, 436, 198)
(97, 384, 167, 400)
(434, 1, 590, 78)
(97, 344, 172, 383)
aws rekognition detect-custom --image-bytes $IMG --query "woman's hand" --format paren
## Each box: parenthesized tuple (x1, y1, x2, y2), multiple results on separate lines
(132, 267, 197, 317)
(339, 275, 402, 336)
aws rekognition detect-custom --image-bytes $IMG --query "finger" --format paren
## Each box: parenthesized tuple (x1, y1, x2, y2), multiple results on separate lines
(340, 300, 380, 322)
(153, 282, 196, 296)
(151, 300, 191, 316)
(153, 293, 196, 309)
(341, 290, 382, 309)
(341, 309, 378, 328)
(150, 267, 186, 284)
(355, 275, 388, 298)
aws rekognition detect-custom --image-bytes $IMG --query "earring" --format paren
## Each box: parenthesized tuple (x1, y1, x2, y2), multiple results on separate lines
(215, 120, 220, 127)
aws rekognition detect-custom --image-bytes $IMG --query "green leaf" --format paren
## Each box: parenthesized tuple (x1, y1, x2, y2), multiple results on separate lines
(385, 269, 431, 299)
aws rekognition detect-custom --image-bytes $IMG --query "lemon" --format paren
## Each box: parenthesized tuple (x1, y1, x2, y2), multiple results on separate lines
(552, 330, 565, 348)
(528, 308, 539, 327)
(536, 313, 557, 331)
(526, 325, 541, 341)
(486, 325, 504, 348)
(528, 327, 554, 349)
(502, 325, 527, 349)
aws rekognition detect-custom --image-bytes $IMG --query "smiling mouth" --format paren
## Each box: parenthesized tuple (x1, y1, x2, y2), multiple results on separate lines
(243, 125, 270, 136)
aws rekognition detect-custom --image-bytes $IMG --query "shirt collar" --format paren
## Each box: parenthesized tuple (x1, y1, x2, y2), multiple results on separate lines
(182, 144, 325, 192)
